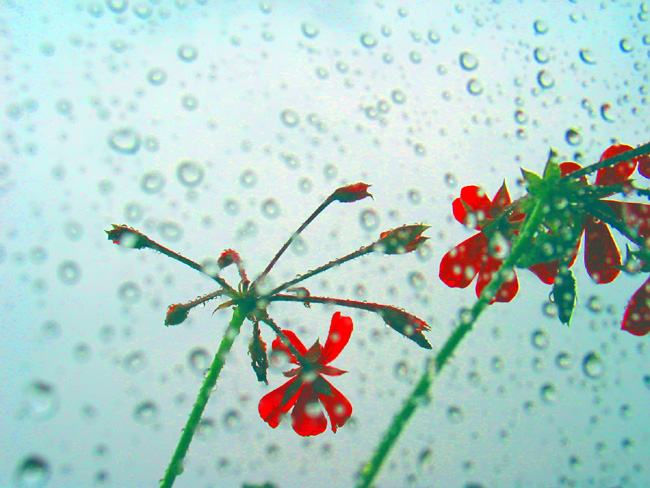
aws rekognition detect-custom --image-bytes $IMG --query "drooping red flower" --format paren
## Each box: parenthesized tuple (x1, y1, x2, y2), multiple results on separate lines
(439, 183, 521, 302)
(622, 276, 650, 336)
(258, 312, 353, 436)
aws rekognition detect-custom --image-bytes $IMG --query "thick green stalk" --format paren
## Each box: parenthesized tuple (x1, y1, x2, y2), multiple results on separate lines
(159, 305, 248, 488)
(355, 197, 547, 488)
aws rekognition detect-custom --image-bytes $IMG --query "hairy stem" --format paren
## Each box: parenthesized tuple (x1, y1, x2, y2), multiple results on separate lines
(159, 305, 248, 488)
(355, 196, 547, 488)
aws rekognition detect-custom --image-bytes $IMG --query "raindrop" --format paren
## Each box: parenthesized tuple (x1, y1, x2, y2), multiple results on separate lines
(533, 47, 550, 64)
(124, 351, 147, 373)
(58, 260, 81, 285)
(488, 232, 510, 259)
(531, 329, 549, 349)
(540, 383, 557, 403)
(181, 94, 199, 111)
(55, 98, 73, 115)
(108, 127, 141, 155)
(414, 143, 427, 156)
(133, 3, 153, 19)
(619, 38, 633, 53)
(533, 19, 549, 35)
(280, 109, 300, 128)
(467, 78, 483, 96)
(555, 352, 573, 370)
(542, 300, 557, 318)
(408, 271, 426, 290)
(280, 151, 300, 169)
(335, 60, 349, 73)
(459, 51, 479, 70)
(586, 295, 602, 313)
(360, 209, 380, 231)
(409, 50, 422, 63)
(223, 409, 242, 431)
(391, 89, 407, 104)
(239, 169, 258, 188)
(360, 32, 378, 48)
(298, 177, 313, 193)
(301, 22, 319, 38)
(140, 171, 165, 194)
(407, 189, 422, 204)
(323, 164, 338, 179)
(314, 66, 329, 79)
(393, 361, 412, 382)
(117, 281, 141, 303)
(446, 405, 464, 424)
(196, 417, 216, 440)
(600, 103, 615, 122)
(176, 160, 204, 188)
(106, 0, 128, 14)
(537, 70, 555, 89)
(261, 198, 280, 219)
(73, 343, 91, 363)
(427, 29, 441, 44)
(23, 381, 59, 421)
(579, 48, 596, 65)
(14, 455, 51, 488)
(63, 220, 84, 241)
(134, 401, 158, 424)
(582, 352, 605, 379)
(177, 44, 198, 62)
(565, 128, 582, 146)
(188, 348, 210, 375)
(291, 235, 308, 256)
(159, 221, 182, 242)
(444, 172, 457, 188)
(223, 198, 240, 216)
(514, 109, 528, 125)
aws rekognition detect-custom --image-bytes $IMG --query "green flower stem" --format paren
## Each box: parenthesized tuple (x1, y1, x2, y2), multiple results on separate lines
(355, 196, 547, 488)
(159, 305, 249, 488)
(563, 141, 650, 180)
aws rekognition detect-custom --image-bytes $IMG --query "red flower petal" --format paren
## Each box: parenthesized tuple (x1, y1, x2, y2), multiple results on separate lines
(476, 254, 519, 302)
(272, 330, 308, 365)
(584, 217, 621, 284)
(453, 186, 491, 228)
(291, 383, 328, 436)
(606, 201, 650, 238)
(319, 312, 353, 365)
(622, 277, 650, 336)
(636, 153, 650, 179)
(489, 182, 512, 217)
(318, 379, 353, 433)
(439, 233, 487, 288)
(528, 261, 559, 284)
(595, 144, 636, 186)
(559, 161, 582, 177)
(258, 376, 302, 429)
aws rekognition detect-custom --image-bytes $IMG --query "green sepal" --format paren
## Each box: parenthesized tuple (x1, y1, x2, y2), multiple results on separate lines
(542, 155, 561, 183)
(521, 168, 543, 197)
(312, 375, 333, 397)
(552, 266, 576, 326)
(280, 376, 304, 406)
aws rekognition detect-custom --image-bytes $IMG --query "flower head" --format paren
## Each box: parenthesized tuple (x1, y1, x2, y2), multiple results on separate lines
(439, 183, 520, 302)
(259, 312, 353, 436)
(374, 224, 430, 255)
(330, 182, 373, 203)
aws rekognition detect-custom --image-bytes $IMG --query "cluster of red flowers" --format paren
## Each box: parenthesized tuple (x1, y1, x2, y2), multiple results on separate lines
(439, 144, 650, 336)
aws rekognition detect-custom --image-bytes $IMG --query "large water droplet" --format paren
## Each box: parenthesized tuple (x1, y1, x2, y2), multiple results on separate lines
(459, 51, 479, 70)
(176, 160, 205, 188)
(14, 455, 51, 488)
(582, 352, 605, 379)
(280, 109, 300, 128)
(108, 127, 141, 155)
(359, 209, 380, 231)
(360, 32, 378, 48)
(23, 381, 59, 421)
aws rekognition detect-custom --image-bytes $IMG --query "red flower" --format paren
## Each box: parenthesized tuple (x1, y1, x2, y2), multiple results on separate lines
(622, 276, 650, 336)
(439, 183, 521, 302)
(258, 312, 353, 436)
(330, 182, 373, 203)
(559, 144, 642, 284)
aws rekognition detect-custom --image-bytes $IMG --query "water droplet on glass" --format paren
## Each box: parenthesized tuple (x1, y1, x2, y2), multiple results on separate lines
(117, 281, 141, 303)
(619, 38, 633, 52)
(586, 295, 602, 313)
(360, 32, 378, 48)
(533, 47, 550, 64)
(565, 128, 582, 146)
(181, 94, 198, 111)
(188, 348, 210, 375)
(58, 260, 81, 285)
(261, 198, 280, 219)
(196, 418, 216, 440)
(582, 352, 605, 379)
(177, 44, 198, 62)
(360, 209, 380, 231)
(467, 78, 483, 96)
(63, 220, 84, 241)
(579, 48, 596, 65)
(555, 351, 573, 370)
(14, 455, 51, 488)
(533, 19, 549, 35)
(408, 271, 426, 290)
(531, 329, 549, 350)
(409, 50, 422, 63)
(335, 60, 349, 73)
(176, 160, 204, 188)
(280, 151, 300, 169)
(298, 177, 313, 193)
(446, 405, 464, 424)
(427, 29, 440, 44)
(407, 189, 421, 204)
(134, 401, 158, 424)
(73, 343, 92, 363)
(147, 67, 167, 85)
(108, 127, 141, 155)
(140, 171, 165, 193)
(393, 361, 412, 382)
(124, 351, 147, 373)
(23, 381, 59, 421)
(459, 51, 479, 70)
(223, 409, 242, 431)
(239, 169, 258, 188)
(223, 198, 240, 216)
(600, 103, 615, 122)
(540, 383, 557, 403)
(280, 109, 300, 128)
(301, 22, 319, 38)
(413, 143, 426, 156)
(537, 70, 555, 89)
(159, 221, 182, 242)
(391, 89, 406, 105)
(488, 232, 510, 259)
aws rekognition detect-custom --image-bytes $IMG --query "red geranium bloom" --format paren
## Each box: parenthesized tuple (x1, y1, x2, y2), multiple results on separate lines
(439, 183, 521, 302)
(622, 276, 650, 336)
(258, 312, 353, 436)
(559, 144, 642, 284)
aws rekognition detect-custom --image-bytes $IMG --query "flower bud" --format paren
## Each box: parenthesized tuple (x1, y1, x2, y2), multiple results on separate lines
(374, 224, 430, 255)
(165, 303, 190, 326)
(105, 224, 150, 249)
(217, 249, 241, 269)
(330, 182, 373, 203)
(375, 305, 432, 349)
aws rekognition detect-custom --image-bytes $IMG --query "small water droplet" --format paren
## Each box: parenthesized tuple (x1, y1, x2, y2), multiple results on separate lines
(533, 19, 549, 35)
(223, 198, 240, 216)
(565, 128, 582, 146)
(58, 260, 81, 285)
(14, 455, 51, 488)
(196, 418, 216, 439)
(459, 51, 479, 70)
(579, 48, 596, 65)
(159, 221, 182, 242)
(540, 383, 557, 403)
(360, 32, 378, 48)
(533, 47, 550, 64)
(140, 171, 165, 193)
(23, 381, 59, 421)
(582, 352, 605, 379)
(407, 271, 426, 290)
(223, 409, 242, 431)
(124, 351, 147, 373)
(181, 94, 199, 111)
(108, 127, 141, 155)
(261, 198, 280, 219)
(531, 329, 549, 349)
(147, 67, 167, 86)
(176, 161, 204, 188)
(391, 89, 406, 104)
(301, 22, 319, 38)
(177, 44, 198, 62)
(537, 70, 555, 89)
(134, 401, 158, 424)
(427, 29, 440, 44)
(446, 405, 464, 424)
(188, 348, 210, 375)
(117, 281, 141, 303)
(555, 351, 573, 370)
(239, 169, 258, 188)
(467, 78, 483, 95)
(586, 295, 602, 313)
(620, 38, 633, 53)
(359, 209, 380, 231)
(280, 109, 300, 128)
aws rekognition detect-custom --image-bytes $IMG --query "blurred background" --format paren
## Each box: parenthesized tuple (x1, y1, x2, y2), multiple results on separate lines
(1, 1, 649, 487)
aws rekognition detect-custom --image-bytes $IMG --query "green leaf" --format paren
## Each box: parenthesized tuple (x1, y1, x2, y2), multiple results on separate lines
(521, 168, 543, 196)
(552, 266, 576, 326)
(542, 156, 561, 183)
